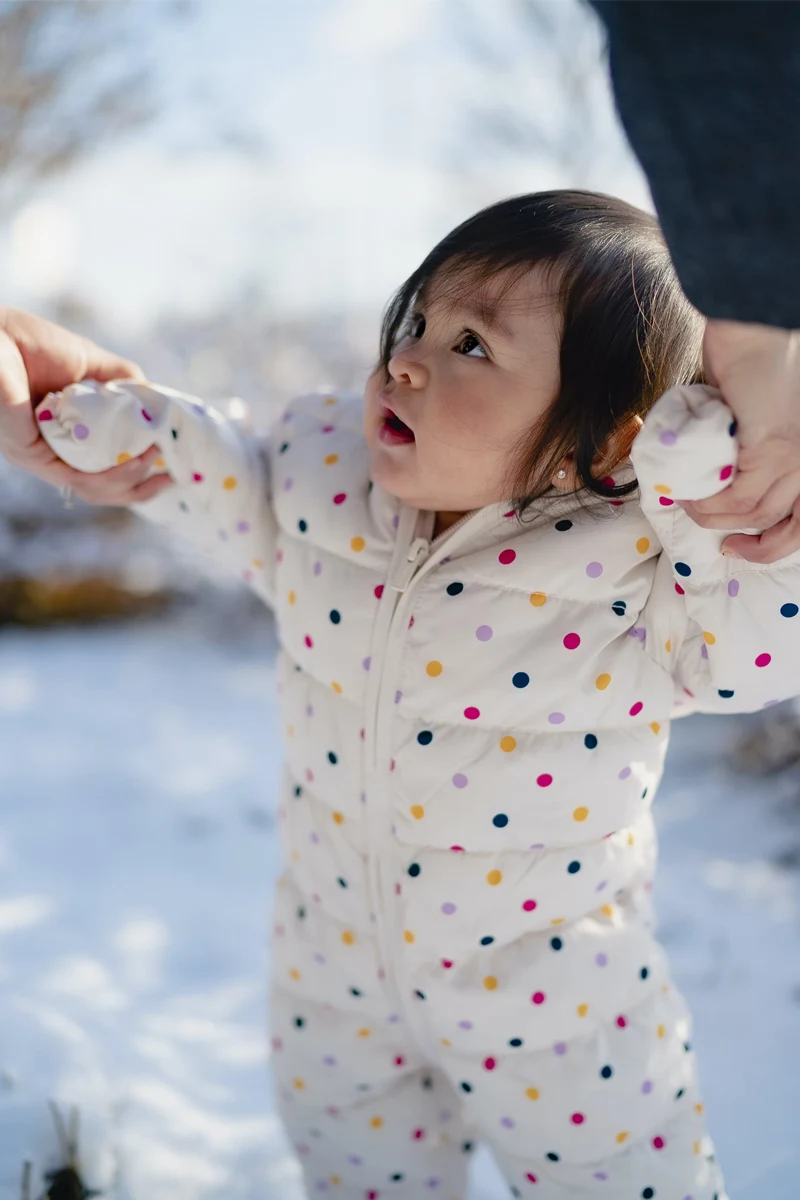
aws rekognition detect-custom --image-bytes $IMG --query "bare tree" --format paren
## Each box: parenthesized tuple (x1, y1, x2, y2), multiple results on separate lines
(0, 0, 193, 218)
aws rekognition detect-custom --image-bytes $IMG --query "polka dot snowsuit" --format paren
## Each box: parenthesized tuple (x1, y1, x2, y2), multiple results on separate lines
(40, 378, 800, 1200)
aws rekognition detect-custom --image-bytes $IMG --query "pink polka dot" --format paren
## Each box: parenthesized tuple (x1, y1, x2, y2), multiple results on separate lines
(615, 1014, 627, 1027)
(531, 991, 546, 1005)
(476, 625, 493, 641)
(441, 959, 453, 969)
(526, 1172, 538, 1183)
(586, 562, 603, 578)
(141, 409, 153, 422)
(522, 899, 537, 912)
(675, 582, 685, 595)
(452, 773, 468, 788)
(755, 652, 771, 668)
(483, 1057, 496, 1071)
(333, 492, 347, 504)
(498, 548, 516, 565)
(374, 584, 384, 599)
(629, 701, 643, 716)
(727, 579, 739, 597)
(73, 423, 89, 440)
(394, 1055, 405, 1067)
(504, 509, 515, 518)
(536, 773, 553, 787)
(321, 424, 334, 433)
(192, 472, 204, 483)
(720, 465, 733, 481)
(563, 632, 581, 650)
(571, 1112, 585, 1125)
(548, 712, 565, 724)
(442, 902, 457, 915)
(659, 430, 677, 446)
(653, 1136, 665, 1150)
(658, 496, 674, 507)
(464, 706, 480, 720)
(304, 635, 313, 648)
(450, 845, 464, 852)
(413, 1128, 425, 1140)
(37, 409, 53, 422)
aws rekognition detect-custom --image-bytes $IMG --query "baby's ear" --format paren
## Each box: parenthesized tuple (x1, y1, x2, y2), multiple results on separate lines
(594, 415, 643, 474)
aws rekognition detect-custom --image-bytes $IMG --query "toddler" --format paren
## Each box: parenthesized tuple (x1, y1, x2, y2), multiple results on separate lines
(35, 191, 800, 1200)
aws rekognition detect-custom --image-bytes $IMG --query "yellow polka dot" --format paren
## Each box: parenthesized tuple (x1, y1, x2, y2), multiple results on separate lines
(526, 1087, 540, 1101)
(616, 1131, 628, 1145)
(573, 806, 589, 822)
(650, 721, 661, 734)
(324, 396, 338, 406)
(330, 1176, 341, 1185)
(351, 535, 365, 552)
(289, 968, 301, 981)
(333, 811, 344, 825)
(403, 930, 415, 944)
(483, 975, 498, 991)
(703, 630, 716, 645)
(223, 476, 237, 490)
(695, 1102, 704, 1115)
(441, 1038, 451, 1047)
(595, 672, 611, 691)
(636, 537, 650, 554)
(628, 832, 635, 846)
(341, 930, 355, 945)
(602, 904, 614, 917)
(529, 591, 547, 607)
(252, 558, 264, 568)
(411, 804, 425, 820)
(286, 724, 295, 739)
(693, 1140, 701, 1156)
(154, 457, 165, 468)
(426, 660, 443, 677)
(116, 452, 132, 465)
(290, 850, 299, 862)
(657, 1023, 666, 1038)
(500, 735, 516, 752)
(331, 681, 343, 694)
(288, 590, 296, 605)
(577, 1003, 588, 1017)
(293, 1077, 305, 1089)
(551, 917, 564, 925)
(654, 484, 672, 495)
(357, 1028, 371, 1038)
(324, 453, 339, 465)
(370, 1116, 383, 1129)
(486, 869, 502, 886)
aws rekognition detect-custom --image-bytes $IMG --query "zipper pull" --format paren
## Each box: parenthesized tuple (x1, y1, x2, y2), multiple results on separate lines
(391, 537, 430, 593)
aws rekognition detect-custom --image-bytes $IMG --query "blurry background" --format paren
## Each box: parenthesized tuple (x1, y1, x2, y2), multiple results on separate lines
(0, 2, 798, 1199)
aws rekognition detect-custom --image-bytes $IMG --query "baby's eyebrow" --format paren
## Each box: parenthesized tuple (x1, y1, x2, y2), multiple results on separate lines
(419, 289, 513, 340)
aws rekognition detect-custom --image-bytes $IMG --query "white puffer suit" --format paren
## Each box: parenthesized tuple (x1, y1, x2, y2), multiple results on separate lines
(39, 377, 800, 1200)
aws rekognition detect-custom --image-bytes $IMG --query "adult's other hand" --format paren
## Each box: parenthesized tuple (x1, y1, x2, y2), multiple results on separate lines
(0, 306, 172, 502)
(679, 317, 800, 562)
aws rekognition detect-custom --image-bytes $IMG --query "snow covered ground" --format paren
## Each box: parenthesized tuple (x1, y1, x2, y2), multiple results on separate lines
(1, 611, 799, 1199)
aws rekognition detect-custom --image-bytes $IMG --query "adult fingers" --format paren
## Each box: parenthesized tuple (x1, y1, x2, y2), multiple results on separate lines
(680, 470, 800, 531)
(688, 437, 800, 519)
(67, 445, 166, 504)
(721, 509, 800, 564)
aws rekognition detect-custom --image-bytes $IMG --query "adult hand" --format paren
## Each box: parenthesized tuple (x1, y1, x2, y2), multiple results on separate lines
(679, 317, 800, 562)
(0, 306, 173, 503)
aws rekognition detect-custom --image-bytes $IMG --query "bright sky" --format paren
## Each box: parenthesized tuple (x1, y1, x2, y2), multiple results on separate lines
(0, 0, 651, 336)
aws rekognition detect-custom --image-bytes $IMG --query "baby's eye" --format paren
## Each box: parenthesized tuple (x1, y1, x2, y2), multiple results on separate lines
(408, 314, 426, 339)
(454, 330, 487, 358)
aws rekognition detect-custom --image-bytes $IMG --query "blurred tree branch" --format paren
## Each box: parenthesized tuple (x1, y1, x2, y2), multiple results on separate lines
(0, 0, 193, 218)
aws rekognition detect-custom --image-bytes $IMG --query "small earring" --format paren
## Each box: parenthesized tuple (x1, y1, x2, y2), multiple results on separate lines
(556, 468, 567, 480)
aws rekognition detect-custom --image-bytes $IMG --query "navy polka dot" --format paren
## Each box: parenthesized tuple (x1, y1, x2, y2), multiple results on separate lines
(729, 419, 737, 437)
(567, 860, 581, 874)
(642, 1190, 655, 1199)
(546, 1153, 560, 1163)
(675, 1088, 684, 1099)
(390, 1173, 404, 1182)
(297, 907, 306, 920)
(460, 1081, 472, 1093)
(279, 442, 290, 453)
(171, 428, 179, 440)
(675, 561, 691, 577)
(493, 813, 509, 828)
(550, 936, 563, 950)
(294, 1015, 305, 1027)
(415, 989, 425, 1000)
(350, 987, 361, 997)
(611, 600, 627, 616)
(781, 603, 799, 618)
(407, 863, 421, 877)
(480, 935, 495, 946)
(509, 1037, 523, 1047)
(446, 582, 464, 596)
(462, 1141, 474, 1153)
(600, 1065, 613, 1079)
(640, 966, 649, 979)
(555, 520, 573, 532)
(178, 501, 189, 513)
(718, 689, 735, 699)
(294, 785, 302, 797)
(329, 609, 341, 624)
(512, 671, 530, 689)
(337, 877, 348, 888)
(328, 751, 338, 764)
(417, 730, 433, 745)
(584, 733, 598, 749)
(298, 518, 308, 533)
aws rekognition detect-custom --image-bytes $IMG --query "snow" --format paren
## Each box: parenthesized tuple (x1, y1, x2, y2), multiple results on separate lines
(1, 612, 798, 1199)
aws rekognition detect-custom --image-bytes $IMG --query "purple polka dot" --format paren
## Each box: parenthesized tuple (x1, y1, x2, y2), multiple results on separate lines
(659, 430, 678, 446)
(442, 902, 457, 915)
(283, 478, 293, 491)
(476, 625, 493, 641)
(218, 530, 228, 541)
(347, 1154, 363, 1166)
(392, 514, 399, 529)
(362, 656, 371, 670)
(458, 1019, 473, 1030)
(73, 423, 89, 440)
(554, 1042, 568, 1056)
(236, 520, 250, 534)
(323, 1055, 337, 1066)
(586, 561, 603, 578)
(593, 1172, 608, 1182)
(360, 791, 366, 803)
(763, 698, 780, 707)
(641, 1080, 653, 1094)
(618, 766, 631, 780)
(313, 561, 322, 576)
(394, 690, 402, 703)
(500, 1116, 515, 1129)
(595, 953, 608, 967)
(727, 579, 740, 597)
(426, 1179, 441, 1189)
(310, 832, 319, 844)
(531, 842, 546, 850)
(548, 711, 565, 725)
(439, 1109, 453, 1122)
(701, 643, 709, 660)
(595, 880, 607, 892)
(452, 773, 468, 788)
(387, 1014, 401, 1023)
(313, 953, 326, 964)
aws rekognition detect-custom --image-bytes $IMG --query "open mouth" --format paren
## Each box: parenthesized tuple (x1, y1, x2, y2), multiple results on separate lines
(380, 407, 415, 444)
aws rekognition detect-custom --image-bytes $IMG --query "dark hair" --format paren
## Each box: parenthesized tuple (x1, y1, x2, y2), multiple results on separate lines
(377, 190, 705, 517)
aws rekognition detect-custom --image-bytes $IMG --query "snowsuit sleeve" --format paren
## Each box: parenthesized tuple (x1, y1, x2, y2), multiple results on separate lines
(632, 382, 800, 714)
(36, 378, 278, 607)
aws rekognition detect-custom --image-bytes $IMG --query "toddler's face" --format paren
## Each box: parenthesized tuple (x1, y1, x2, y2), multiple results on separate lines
(364, 267, 562, 516)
